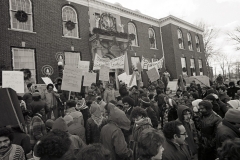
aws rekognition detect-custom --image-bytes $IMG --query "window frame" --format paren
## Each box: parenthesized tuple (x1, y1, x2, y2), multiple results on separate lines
(195, 35, 201, 52)
(11, 47, 36, 82)
(177, 29, 184, 49)
(198, 59, 203, 75)
(187, 33, 193, 51)
(9, 0, 33, 32)
(190, 58, 196, 76)
(128, 22, 138, 47)
(148, 28, 157, 49)
(181, 57, 188, 75)
(64, 51, 81, 68)
(62, 5, 79, 38)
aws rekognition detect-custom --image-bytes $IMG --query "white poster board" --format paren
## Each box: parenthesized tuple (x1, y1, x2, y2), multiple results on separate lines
(2, 71, 24, 93)
(167, 81, 178, 92)
(99, 66, 110, 81)
(83, 72, 96, 87)
(78, 61, 90, 75)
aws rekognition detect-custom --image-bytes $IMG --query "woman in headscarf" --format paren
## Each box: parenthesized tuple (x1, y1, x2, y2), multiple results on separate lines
(86, 103, 108, 144)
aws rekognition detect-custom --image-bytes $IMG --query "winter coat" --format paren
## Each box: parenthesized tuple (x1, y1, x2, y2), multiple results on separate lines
(218, 92, 230, 103)
(130, 91, 140, 107)
(86, 117, 108, 144)
(132, 118, 152, 160)
(145, 107, 158, 129)
(162, 139, 192, 160)
(176, 105, 198, 156)
(216, 120, 240, 148)
(227, 86, 240, 99)
(150, 100, 160, 121)
(104, 88, 116, 103)
(12, 129, 31, 155)
(100, 103, 132, 160)
(68, 121, 86, 143)
(217, 100, 229, 118)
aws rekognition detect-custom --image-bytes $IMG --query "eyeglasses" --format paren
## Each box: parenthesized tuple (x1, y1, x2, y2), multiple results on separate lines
(179, 132, 188, 136)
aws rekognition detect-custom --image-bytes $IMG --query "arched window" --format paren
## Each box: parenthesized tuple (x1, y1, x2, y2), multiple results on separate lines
(62, 6, 79, 38)
(195, 35, 201, 52)
(9, 0, 33, 31)
(187, 33, 193, 51)
(177, 29, 184, 49)
(148, 28, 156, 49)
(128, 22, 138, 46)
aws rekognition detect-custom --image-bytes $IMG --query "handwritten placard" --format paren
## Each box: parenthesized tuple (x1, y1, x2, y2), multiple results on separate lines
(141, 56, 149, 70)
(146, 68, 160, 82)
(167, 81, 178, 92)
(126, 74, 137, 87)
(118, 72, 127, 82)
(83, 72, 96, 87)
(78, 61, 90, 75)
(99, 66, 110, 81)
(2, 71, 24, 93)
(61, 66, 83, 92)
(93, 54, 111, 70)
(110, 55, 125, 69)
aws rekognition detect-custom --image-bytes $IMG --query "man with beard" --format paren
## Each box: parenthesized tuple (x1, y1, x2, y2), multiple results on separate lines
(198, 100, 222, 160)
(0, 127, 25, 160)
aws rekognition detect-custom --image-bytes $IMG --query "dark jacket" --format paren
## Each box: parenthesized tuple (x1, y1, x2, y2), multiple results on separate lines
(162, 139, 192, 160)
(227, 86, 240, 99)
(217, 100, 229, 118)
(150, 100, 160, 121)
(86, 117, 107, 144)
(216, 120, 240, 148)
(12, 129, 31, 155)
(100, 104, 132, 160)
(176, 105, 198, 156)
(130, 91, 140, 107)
(145, 107, 158, 129)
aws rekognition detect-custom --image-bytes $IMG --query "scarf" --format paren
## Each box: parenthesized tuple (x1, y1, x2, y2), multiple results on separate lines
(91, 114, 103, 127)
(90, 103, 103, 126)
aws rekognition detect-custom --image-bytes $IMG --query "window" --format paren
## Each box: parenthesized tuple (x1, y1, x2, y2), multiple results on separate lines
(64, 52, 81, 68)
(62, 6, 79, 38)
(12, 48, 36, 82)
(187, 33, 193, 51)
(177, 29, 184, 49)
(181, 57, 187, 75)
(9, 0, 33, 31)
(148, 28, 156, 49)
(128, 22, 138, 46)
(190, 58, 196, 76)
(198, 59, 203, 75)
(195, 35, 201, 52)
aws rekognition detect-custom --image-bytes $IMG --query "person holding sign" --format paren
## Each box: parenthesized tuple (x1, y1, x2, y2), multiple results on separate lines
(103, 83, 116, 103)
(20, 69, 35, 93)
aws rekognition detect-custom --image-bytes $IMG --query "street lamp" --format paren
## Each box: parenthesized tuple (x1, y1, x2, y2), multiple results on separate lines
(58, 56, 64, 78)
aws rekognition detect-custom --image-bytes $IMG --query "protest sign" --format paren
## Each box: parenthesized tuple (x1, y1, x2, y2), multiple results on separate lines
(41, 77, 57, 91)
(146, 68, 160, 82)
(125, 74, 137, 87)
(83, 72, 96, 86)
(99, 66, 110, 81)
(110, 55, 125, 69)
(93, 54, 110, 70)
(61, 66, 83, 92)
(141, 56, 149, 70)
(34, 84, 47, 94)
(2, 71, 24, 93)
(167, 81, 178, 92)
(118, 72, 127, 82)
(148, 58, 163, 70)
(78, 61, 90, 75)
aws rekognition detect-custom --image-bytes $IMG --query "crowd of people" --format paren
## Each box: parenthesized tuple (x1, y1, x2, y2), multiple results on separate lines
(1, 69, 240, 160)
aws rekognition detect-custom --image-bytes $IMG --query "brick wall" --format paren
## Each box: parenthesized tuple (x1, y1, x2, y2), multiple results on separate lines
(0, 0, 91, 83)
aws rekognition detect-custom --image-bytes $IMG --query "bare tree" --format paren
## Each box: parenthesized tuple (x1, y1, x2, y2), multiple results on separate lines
(228, 26, 240, 50)
(216, 53, 227, 77)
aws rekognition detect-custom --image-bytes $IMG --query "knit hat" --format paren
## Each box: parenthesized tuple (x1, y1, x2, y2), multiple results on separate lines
(224, 109, 240, 123)
(141, 97, 151, 108)
(122, 96, 135, 107)
(204, 95, 216, 101)
(227, 100, 240, 109)
(32, 103, 44, 115)
(52, 117, 68, 132)
(45, 119, 54, 130)
(198, 100, 213, 111)
(63, 115, 74, 126)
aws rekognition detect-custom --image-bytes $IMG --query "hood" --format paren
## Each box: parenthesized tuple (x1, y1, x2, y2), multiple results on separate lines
(105, 103, 116, 115)
(135, 117, 152, 126)
(108, 103, 131, 130)
(227, 100, 240, 109)
(177, 105, 190, 122)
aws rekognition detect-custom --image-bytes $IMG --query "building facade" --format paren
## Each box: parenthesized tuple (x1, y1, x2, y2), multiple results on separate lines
(0, 0, 207, 85)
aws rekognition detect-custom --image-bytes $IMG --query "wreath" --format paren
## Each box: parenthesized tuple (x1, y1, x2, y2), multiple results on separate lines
(129, 34, 135, 41)
(188, 41, 192, 45)
(200, 68, 203, 72)
(182, 67, 187, 72)
(178, 38, 183, 44)
(15, 10, 28, 22)
(65, 20, 75, 31)
(149, 37, 155, 44)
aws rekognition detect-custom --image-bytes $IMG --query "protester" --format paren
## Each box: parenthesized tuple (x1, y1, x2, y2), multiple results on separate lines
(22, 83, 34, 109)
(162, 121, 192, 160)
(137, 128, 165, 160)
(0, 127, 25, 160)
(85, 89, 97, 104)
(100, 103, 132, 160)
(104, 83, 116, 103)
(204, 94, 220, 115)
(227, 82, 239, 100)
(86, 103, 107, 144)
(149, 94, 160, 121)
(130, 85, 140, 107)
(217, 138, 240, 160)
(96, 96, 107, 117)
(200, 87, 208, 99)
(45, 119, 54, 133)
(65, 100, 85, 126)
(122, 96, 135, 118)
(21, 68, 35, 93)
(227, 100, 240, 110)
(198, 100, 222, 160)
(216, 109, 240, 148)
(217, 86, 230, 103)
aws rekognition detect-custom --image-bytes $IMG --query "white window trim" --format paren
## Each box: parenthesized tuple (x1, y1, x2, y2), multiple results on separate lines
(128, 22, 138, 47)
(62, 6, 79, 38)
(177, 29, 184, 49)
(149, 28, 157, 49)
(12, 47, 36, 82)
(195, 35, 201, 52)
(187, 33, 193, 51)
(9, 0, 34, 32)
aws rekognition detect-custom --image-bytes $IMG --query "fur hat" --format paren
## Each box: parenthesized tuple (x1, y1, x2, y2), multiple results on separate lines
(141, 97, 151, 108)
(52, 117, 68, 132)
(122, 96, 135, 106)
(225, 109, 240, 124)
(199, 100, 213, 111)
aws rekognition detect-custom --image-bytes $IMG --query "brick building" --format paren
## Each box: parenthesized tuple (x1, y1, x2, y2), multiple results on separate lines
(0, 0, 207, 85)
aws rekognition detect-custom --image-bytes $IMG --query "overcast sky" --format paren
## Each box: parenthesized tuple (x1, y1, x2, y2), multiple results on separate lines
(104, 0, 240, 73)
